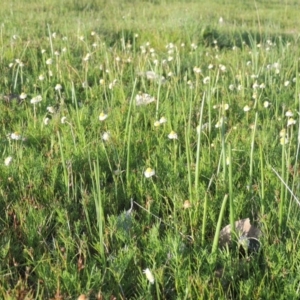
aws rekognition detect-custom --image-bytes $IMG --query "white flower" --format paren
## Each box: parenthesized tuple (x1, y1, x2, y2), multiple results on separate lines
(168, 130, 178, 139)
(285, 110, 293, 117)
(10, 132, 24, 141)
(61, 116, 67, 124)
(287, 118, 296, 126)
(279, 129, 286, 137)
(30, 95, 42, 104)
(102, 132, 110, 141)
(46, 58, 52, 65)
(222, 103, 229, 110)
(47, 106, 55, 114)
(280, 136, 289, 145)
(99, 112, 108, 121)
(44, 117, 50, 125)
(83, 53, 91, 61)
(203, 76, 210, 84)
(159, 116, 167, 124)
(144, 168, 155, 178)
(252, 82, 259, 89)
(4, 156, 13, 166)
(263, 101, 270, 108)
(145, 71, 157, 80)
(19, 92, 27, 100)
(55, 84, 62, 91)
(193, 67, 201, 74)
(135, 93, 155, 106)
(219, 64, 226, 72)
(39, 74, 45, 81)
(284, 81, 290, 87)
(154, 121, 160, 127)
(191, 43, 197, 50)
(229, 84, 235, 91)
(143, 268, 155, 284)
(243, 105, 251, 112)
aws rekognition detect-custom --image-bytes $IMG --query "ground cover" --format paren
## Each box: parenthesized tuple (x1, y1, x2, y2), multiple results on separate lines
(1, 0, 300, 299)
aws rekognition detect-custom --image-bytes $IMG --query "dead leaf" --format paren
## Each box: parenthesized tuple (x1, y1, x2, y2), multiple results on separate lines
(219, 218, 261, 248)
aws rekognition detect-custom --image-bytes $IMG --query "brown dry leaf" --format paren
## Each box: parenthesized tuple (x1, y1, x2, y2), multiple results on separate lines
(219, 218, 261, 248)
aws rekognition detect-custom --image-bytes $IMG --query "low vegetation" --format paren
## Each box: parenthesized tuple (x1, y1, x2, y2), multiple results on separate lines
(1, 0, 300, 299)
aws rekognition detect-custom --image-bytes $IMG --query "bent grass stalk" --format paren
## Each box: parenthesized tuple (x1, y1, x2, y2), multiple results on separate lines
(195, 93, 205, 201)
(91, 158, 105, 260)
(201, 174, 215, 245)
(211, 194, 228, 263)
(228, 143, 235, 240)
(57, 131, 69, 200)
(259, 144, 265, 216)
(249, 112, 258, 183)
(279, 140, 286, 235)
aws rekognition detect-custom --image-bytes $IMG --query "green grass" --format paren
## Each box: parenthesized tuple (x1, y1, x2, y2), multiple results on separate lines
(1, 0, 300, 299)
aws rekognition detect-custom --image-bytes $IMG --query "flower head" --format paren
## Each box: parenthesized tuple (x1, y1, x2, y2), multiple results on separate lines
(144, 168, 155, 178)
(55, 84, 62, 91)
(44, 117, 50, 125)
(159, 117, 167, 124)
(30, 95, 42, 104)
(19, 92, 27, 100)
(287, 118, 296, 127)
(280, 136, 289, 145)
(168, 130, 178, 139)
(10, 132, 25, 141)
(243, 105, 251, 112)
(102, 132, 110, 141)
(4, 156, 13, 166)
(143, 268, 155, 284)
(136, 93, 155, 106)
(47, 106, 55, 114)
(61, 116, 67, 124)
(203, 76, 210, 84)
(99, 112, 108, 121)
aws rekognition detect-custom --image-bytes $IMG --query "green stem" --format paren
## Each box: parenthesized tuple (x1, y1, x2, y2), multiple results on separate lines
(211, 194, 228, 261)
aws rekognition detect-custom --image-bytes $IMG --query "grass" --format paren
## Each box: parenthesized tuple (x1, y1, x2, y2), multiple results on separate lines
(1, 0, 300, 299)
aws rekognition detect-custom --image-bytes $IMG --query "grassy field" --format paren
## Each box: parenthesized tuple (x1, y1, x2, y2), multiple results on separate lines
(1, 0, 300, 299)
